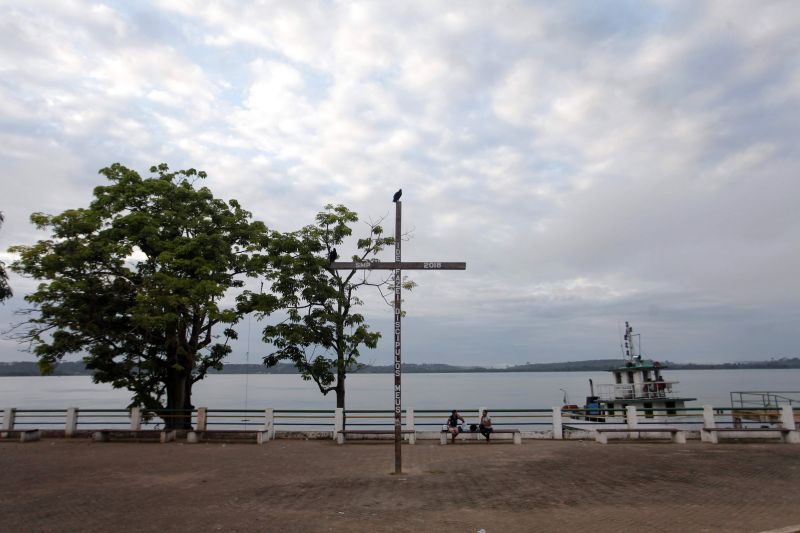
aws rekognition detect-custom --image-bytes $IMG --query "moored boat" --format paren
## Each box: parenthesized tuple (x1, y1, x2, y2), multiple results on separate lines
(563, 321, 696, 423)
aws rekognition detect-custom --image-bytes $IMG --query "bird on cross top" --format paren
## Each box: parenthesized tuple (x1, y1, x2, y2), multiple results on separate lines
(393, 189, 402, 202)
(328, 248, 338, 263)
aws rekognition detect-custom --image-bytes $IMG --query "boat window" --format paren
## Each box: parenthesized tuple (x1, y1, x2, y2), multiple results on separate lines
(643, 402, 653, 419)
(666, 401, 676, 416)
(615, 372, 622, 384)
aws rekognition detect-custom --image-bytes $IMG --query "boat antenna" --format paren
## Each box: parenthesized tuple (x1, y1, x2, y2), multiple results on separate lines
(560, 388, 568, 404)
(623, 321, 632, 361)
(623, 321, 643, 363)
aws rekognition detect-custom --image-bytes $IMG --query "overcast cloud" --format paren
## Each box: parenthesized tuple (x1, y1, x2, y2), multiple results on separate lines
(1, 1, 798, 365)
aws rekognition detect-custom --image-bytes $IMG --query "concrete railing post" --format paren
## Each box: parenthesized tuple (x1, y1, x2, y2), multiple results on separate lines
(626, 406, 638, 439)
(65, 407, 78, 437)
(334, 407, 344, 443)
(552, 407, 563, 440)
(701, 405, 717, 443)
(779, 405, 796, 430)
(779, 405, 799, 444)
(406, 408, 415, 444)
(130, 407, 142, 431)
(2, 407, 15, 431)
(196, 407, 207, 431)
(264, 408, 274, 440)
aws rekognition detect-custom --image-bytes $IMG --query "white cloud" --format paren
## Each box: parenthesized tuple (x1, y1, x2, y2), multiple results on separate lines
(1, 0, 799, 365)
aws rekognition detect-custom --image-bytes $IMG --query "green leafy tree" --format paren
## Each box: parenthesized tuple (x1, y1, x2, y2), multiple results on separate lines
(0, 212, 11, 302)
(252, 205, 410, 422)
(9, 164, 269, 429)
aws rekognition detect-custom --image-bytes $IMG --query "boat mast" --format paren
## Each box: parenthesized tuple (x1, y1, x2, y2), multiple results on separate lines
(623, 321, 642, 363)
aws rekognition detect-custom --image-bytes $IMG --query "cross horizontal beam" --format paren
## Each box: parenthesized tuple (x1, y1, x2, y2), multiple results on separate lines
(330, 261, 466, 270)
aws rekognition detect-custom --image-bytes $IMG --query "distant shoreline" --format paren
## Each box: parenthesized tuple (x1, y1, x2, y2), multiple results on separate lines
(1, 358, 799, 376)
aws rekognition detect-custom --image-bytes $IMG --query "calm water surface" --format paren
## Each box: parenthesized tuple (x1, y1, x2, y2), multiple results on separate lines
(1, 369, 798, 409)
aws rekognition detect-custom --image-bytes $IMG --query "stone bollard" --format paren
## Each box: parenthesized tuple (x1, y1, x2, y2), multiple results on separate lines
(65, 407, 78, 438)
(552, 407, 563, 440)
(2, 407, 15, 431)
(334, 407, 344, 443)
(264, 408, 274, 441)
(130, 407, 142, 431)
(626, 406, 638, 440)
(406, 408, 415, 445)
(780, 405, 799, 444)
(196, 407, 207, 431)
(701, 405, 717, 443)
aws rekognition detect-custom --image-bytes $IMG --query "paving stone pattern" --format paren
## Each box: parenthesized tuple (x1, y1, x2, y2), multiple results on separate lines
(0, 438, 798, 532)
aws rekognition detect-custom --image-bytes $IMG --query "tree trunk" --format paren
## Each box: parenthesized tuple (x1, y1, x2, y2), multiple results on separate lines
(165, 368, 194, 430)
(336, 372, 346, 429)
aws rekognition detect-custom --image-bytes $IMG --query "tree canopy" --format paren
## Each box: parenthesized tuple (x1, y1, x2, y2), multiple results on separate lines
(9, 163, 269, 427)
(252, 204, 408, 417)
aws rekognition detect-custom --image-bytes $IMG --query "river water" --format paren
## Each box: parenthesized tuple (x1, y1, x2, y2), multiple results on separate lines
(1, 369, 798, 410)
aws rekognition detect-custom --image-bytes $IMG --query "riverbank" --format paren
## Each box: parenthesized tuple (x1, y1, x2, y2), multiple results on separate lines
(3, 357, 800, 376)
(4, 370, 800, 409)
(1, 439, 799, 532)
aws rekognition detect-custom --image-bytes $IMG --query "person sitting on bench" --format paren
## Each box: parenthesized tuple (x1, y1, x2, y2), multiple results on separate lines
(447, 410, 465, 444)
(480, 410, 493, 442)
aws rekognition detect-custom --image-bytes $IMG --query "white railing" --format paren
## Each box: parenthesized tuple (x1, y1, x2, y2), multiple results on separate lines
(595, 382, 679, 401)
(3, 404, 799, 442)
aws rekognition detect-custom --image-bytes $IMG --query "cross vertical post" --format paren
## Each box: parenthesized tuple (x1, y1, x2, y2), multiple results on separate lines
(329, 196, 465, 475)
(393, 201, 402, 474)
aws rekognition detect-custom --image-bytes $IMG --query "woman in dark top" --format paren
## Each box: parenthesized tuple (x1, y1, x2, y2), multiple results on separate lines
(447, 410, 465, 444)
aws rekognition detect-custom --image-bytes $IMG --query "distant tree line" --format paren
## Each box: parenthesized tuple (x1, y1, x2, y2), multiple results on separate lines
(2, 357, 799, 377)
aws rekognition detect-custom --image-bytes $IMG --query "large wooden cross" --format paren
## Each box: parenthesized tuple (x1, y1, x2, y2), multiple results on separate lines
(331, 200, 466, 474)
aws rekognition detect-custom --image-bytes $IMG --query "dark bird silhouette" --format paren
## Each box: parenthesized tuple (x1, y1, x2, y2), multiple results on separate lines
(328, 248, 338, 263)
(392, 189, 402, 202)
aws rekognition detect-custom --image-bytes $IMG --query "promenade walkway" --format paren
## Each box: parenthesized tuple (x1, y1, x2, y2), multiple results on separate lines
(1, 439, 798, 532)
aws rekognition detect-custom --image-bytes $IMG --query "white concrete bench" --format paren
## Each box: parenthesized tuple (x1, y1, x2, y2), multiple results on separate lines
(187, 429, 271, 444)
(0, 428, 41, 443)
(92, 429, 176, 443)
(701, 427, 799, 444)
(440, 428, 522, 445)
(337, 429, 416, 445)
(594, 427, 686, 444)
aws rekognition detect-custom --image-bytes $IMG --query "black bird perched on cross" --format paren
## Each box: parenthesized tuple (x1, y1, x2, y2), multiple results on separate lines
(328, 248, 338, 263)
(392, 189, 402, 202)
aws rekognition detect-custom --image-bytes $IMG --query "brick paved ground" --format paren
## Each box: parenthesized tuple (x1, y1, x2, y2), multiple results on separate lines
(1, 438, 799, 532)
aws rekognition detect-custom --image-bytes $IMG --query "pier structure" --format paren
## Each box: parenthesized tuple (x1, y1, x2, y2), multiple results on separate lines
(3, 404, 798, 444)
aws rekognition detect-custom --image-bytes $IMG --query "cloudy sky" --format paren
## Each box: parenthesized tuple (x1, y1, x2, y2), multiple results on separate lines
(1, 1, 798, 366)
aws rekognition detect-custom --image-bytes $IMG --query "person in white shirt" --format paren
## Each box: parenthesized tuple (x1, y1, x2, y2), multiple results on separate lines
(479, 410, 493, 442)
